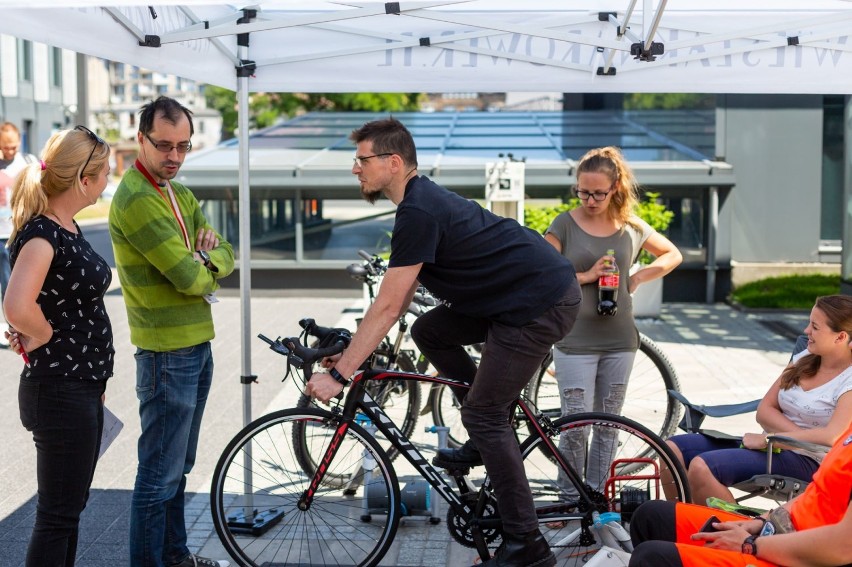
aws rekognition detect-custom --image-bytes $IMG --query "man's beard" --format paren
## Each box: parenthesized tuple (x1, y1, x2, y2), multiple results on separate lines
(361, 186, 382, 204)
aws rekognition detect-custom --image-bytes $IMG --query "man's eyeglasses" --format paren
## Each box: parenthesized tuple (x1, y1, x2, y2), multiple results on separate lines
(75, 125, 105, 180)
(353, 153, 392, 168)
(145, 133, 192, 154)
(574, 188, 612, 202)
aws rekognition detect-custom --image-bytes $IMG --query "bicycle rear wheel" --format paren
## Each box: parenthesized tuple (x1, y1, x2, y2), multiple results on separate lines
(527, 333, 681, 446)
(516, 412, 689, 566)
(211, 408, 401, 567)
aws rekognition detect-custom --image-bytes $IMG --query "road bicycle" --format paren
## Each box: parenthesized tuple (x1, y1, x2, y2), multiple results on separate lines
(210, 319, 690, 567)
(340, 251, 683, 454)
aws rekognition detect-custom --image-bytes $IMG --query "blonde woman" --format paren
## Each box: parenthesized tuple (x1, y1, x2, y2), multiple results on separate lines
(544, 147, 682, 520)
(3, 126, 114, 566)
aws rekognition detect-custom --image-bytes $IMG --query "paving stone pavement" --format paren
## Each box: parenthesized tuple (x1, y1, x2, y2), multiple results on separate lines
(0, 295, 809, 567)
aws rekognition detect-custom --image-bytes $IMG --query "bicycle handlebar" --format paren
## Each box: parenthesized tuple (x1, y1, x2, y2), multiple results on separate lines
(258, 318, 352, 368)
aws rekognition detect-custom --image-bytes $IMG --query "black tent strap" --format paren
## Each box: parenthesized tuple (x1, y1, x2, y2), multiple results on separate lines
(787, 36, 799, 46)
(420, 37, 430, 47)
(597, 66, 616, 76)
(241, 374, 258, 385)
(139, 35, 160, 47)
(631, 41, 664, 61)
(386, 2, 401, 14)
(237, 60, 256, 77)
(237, 8, 257, 24)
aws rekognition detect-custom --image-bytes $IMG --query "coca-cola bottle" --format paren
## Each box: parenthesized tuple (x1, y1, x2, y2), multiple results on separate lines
(597, 248, 619, 316)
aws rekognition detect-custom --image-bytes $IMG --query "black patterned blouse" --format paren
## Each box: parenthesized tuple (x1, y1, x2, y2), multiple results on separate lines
(9, 215, 114, 380)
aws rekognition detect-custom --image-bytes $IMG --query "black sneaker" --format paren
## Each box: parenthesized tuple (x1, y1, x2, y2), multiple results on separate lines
(432, 439, 483, 469)
(476, 529, 556, 567)
(170, 554, 230, 567)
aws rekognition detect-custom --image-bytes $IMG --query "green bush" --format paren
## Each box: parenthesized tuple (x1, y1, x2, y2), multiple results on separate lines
(730, 274, 840, 309)
(524, 191, 673, 265)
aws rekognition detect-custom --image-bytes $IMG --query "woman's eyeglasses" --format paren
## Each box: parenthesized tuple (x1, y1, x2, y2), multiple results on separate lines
(574, 188, 612, 202)
(145, 133, 192, 154)
(75, 125, 105, 180)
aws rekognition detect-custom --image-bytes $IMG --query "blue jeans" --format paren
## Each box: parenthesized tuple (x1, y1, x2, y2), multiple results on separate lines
(130, 343, 213, 567)
(19, 378, 106, 567)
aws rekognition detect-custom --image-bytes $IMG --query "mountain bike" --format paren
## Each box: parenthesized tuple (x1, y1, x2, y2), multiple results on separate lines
(210, 320, 690, 567)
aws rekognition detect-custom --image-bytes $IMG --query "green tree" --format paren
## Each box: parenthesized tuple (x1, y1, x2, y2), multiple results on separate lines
(204, 87, 423, 139)
(623, 93, 716, 110)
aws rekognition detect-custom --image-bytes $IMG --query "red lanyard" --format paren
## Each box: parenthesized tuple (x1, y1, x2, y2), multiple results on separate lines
(135, 159, 191, 250)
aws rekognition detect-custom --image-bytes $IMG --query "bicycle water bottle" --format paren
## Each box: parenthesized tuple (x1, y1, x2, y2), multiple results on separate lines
(597, 249, 619, 316)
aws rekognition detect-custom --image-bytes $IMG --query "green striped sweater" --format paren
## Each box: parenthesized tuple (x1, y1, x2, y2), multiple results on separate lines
(109, 167, 234, 351)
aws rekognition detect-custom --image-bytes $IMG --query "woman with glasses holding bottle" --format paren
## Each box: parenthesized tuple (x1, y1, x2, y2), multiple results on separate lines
(542, 146, 682, 525)
(3, 126, 114, 566)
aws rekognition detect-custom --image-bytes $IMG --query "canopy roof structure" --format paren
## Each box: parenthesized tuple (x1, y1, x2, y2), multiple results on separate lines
(180, 108, 733, 199)
(1, 0, 846, 427)
(2, 1, 852, 94)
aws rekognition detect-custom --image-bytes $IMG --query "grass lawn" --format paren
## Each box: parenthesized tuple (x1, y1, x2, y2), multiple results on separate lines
(730, 274, 841, 309)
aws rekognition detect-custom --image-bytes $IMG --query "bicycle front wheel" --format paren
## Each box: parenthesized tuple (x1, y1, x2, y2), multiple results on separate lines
(527, 333, 681, 445)
(519, 412, 690, 566)
(211, 408, 401, 567)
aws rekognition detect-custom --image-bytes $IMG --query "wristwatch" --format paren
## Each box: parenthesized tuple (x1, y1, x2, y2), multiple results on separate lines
(197, 249, 212, 267)
(742, 535, 759, 556)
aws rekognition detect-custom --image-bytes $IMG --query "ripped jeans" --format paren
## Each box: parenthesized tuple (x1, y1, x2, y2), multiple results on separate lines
(552, 349, 636, 498)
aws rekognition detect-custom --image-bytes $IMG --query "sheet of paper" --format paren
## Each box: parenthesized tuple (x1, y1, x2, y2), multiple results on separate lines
(99, 405, 124, 459)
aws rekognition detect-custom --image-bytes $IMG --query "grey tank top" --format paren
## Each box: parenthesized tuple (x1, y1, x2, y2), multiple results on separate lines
(546, 212, 652, 354)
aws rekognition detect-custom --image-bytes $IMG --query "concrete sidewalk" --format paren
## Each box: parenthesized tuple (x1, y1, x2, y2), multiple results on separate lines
(0, 295, 809, 566)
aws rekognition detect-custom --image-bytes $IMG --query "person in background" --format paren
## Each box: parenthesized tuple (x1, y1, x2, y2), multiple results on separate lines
(627, 419, 852, 567)
(109, 96, 234, 567)
(543, 146, 681, 522)
(0, 122, 38, 348)
(665, 294, 852, 506)
(306, 117, 582, 567)
(3, 126, 113, 566)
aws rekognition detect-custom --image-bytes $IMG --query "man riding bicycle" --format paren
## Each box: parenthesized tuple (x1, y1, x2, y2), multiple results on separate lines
(306, 117, 581, 567)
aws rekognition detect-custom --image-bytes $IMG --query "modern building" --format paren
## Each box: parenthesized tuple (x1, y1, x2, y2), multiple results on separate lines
(177, 96, 845, 302)
(87, 58, 221, 161)
(0, 35, 78, 153)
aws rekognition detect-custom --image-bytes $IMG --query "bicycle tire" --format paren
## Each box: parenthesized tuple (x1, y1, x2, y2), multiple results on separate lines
(430, 350, 550, 449)
(474, 412, 690, 566)
(294, 350, 420, 470)
(526, 333, 681, 447)
(211, 408, 401, 567)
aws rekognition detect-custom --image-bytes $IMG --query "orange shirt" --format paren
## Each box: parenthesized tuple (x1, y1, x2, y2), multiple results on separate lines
(789, 422, 852, 531)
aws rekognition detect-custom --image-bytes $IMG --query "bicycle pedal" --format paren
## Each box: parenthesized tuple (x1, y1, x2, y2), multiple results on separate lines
(436, 464, 471, 476)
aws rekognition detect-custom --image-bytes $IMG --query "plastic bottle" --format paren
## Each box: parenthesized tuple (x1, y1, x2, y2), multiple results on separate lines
(597, 249, 619, 316)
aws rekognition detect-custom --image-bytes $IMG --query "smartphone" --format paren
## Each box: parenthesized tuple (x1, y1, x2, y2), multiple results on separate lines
(699, 515, 720, 533)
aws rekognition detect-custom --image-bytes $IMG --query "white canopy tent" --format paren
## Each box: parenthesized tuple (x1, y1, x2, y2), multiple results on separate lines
(1, 0, 851, 428)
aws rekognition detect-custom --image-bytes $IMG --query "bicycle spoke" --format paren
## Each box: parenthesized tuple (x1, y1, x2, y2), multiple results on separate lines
(211, 409, 400, 567)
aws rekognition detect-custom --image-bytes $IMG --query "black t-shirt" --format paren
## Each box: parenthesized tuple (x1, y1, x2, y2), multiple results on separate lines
(389, 175, 575, 326)
(10, 215, 114, 380)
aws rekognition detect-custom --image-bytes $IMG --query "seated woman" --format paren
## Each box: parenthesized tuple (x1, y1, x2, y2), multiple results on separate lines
(666, 294, 852, 506)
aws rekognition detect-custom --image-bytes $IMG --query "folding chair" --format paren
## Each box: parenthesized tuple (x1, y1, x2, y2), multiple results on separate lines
(667, 334, 829, 506)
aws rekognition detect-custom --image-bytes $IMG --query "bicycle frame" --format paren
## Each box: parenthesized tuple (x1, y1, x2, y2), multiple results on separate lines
(299, 366, 601, 552)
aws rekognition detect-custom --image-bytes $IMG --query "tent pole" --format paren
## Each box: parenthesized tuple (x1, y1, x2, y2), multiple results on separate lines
(237, 55, 253, 430)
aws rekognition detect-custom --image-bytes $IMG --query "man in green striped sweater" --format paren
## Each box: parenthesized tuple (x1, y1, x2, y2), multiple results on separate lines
(109, 96, 234, 567)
